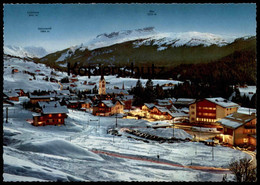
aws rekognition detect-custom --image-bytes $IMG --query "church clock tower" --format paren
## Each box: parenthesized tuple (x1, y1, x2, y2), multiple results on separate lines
(98, 75, 106, 95)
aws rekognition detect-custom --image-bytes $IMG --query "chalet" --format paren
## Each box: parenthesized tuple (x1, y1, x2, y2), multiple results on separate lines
(217, 112, 256, 148)
(81, 98, 93, 110)
(67, 100, 81, 109)
(14, 89, 26, 97)
(4, 91, 19, 101)
(32, 101, 69, 126)
(140, 103, 177, 121)
(189, 97, 240, 124)
(155, 99, 173, 109)
(93, 100, 124, 116)
(169, 105, 189, 123)
(115, 95, 134, 110)
(149, 106, 173, 120)
(142, 103, 155, 112)
(29, 93, 51, 104)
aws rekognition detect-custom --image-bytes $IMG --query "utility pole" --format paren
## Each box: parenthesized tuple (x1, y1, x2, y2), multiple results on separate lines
(212, 137, 214, 161)
(6, 107, 8, 123)
(115, 110, 118, 128)
(172, 124, 174, 138)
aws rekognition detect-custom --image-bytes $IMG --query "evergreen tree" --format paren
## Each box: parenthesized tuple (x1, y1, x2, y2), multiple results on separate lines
(250, 93, 256, 109)
(92, 85, 98, 94)
(132, 79, 144, 106)
(144, 79, 156, 103)
(155, 84, 165, 99)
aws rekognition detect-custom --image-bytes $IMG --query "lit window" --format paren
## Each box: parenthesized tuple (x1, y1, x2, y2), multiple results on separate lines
(49, 114, 52, 117)
(243, 138, 249, 143)
(58, 113, 61, 117)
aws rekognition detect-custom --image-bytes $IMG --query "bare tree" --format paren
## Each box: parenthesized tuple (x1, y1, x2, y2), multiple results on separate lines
(229, 157, 257, 182)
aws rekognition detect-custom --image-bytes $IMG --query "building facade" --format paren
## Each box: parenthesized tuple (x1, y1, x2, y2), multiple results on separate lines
(33, 101, 69, 126)
(189, 97, 240, 124)
(217, 112, 256, 147)
(93, 100, 124, 116)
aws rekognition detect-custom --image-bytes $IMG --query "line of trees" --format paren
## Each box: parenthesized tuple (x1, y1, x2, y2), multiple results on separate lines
(130, 79, 256, 108)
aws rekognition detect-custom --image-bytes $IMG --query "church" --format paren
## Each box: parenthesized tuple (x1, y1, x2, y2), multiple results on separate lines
(98, 75, 128, 96)
(99, 75, 106, 95)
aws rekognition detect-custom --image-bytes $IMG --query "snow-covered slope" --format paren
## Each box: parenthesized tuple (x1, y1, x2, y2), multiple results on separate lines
(3, 56, 253, 182)
(82, 27, 239, 51)
(85, 27, 156, 50)
(4, 45, 49, 58)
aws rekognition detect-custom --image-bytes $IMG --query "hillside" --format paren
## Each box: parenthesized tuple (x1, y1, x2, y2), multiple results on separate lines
(33, 33, 256, 84)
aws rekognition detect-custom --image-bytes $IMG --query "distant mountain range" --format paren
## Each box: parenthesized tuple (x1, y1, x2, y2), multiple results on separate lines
(4, 45, 49, 58)
(4, 27, 256, 84)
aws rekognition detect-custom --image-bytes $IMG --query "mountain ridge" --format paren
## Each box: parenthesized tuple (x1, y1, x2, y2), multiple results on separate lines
(4, 45, 49, 58)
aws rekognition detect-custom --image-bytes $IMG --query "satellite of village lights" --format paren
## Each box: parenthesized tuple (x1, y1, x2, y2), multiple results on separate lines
(3, 3, 257, 182)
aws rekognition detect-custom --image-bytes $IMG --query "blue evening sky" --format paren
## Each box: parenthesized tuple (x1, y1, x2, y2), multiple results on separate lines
(4, 3, 256, 51)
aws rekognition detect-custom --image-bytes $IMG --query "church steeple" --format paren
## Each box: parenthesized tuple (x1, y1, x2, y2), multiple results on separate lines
(98, 75, 106, 95)
(122, 82, 125, 90)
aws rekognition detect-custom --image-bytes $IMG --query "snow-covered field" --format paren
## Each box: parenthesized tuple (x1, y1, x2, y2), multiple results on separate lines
(3, 57, 182, 92)
(3, 104, 251, 182)
(3, 57, 252, 182)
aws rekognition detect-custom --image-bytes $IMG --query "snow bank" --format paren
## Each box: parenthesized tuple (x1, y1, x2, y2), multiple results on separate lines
(16, 139, 104, 161)
(3, 152, 85, 182)
(4, 127, 22, 137)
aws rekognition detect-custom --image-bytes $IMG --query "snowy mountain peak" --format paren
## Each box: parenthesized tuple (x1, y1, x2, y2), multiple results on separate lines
(133, 31, 238, 50)
(83, 27, 240, 51)
(85, 27, 157, 50)
(4, 45, 49, 58)
(96, 27, 155, 39)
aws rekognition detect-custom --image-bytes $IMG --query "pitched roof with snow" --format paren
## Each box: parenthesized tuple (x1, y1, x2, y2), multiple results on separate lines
(143, 103, 155, 109)
(205, 97, 240, 108)
(174, 98, 196, 105)
(57, 90, 70, 95)
(29, 93, 51, 99)
(42, 105, 69, 114)
(116, 95, 134, 101)
(217, 112, 256, 129)
(101, 100, 114, 107)
(154, 105, 170, 113)
(156, 99, 172, 106)
(4, 91, 19, 97)
(38, 101, 60, 108)
(85, 98, 93, 103)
